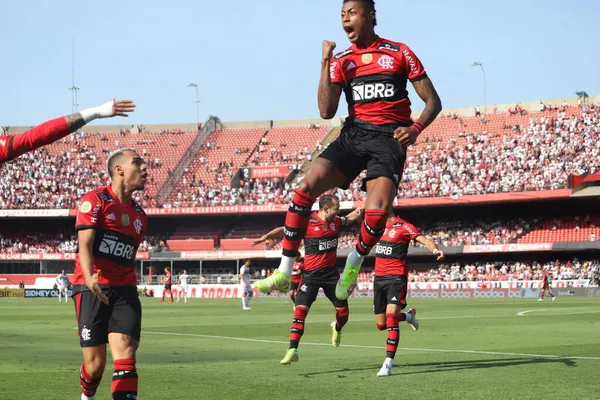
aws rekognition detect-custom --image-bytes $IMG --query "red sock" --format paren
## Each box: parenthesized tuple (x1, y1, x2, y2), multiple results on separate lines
(282, 189, 314, 257)
(80, 363, 102, 398)
(335, 306, 349, 331)
(386, 313, 400, 359)
(541, 291, 545, 299)
(376, 322, 387, 331)
(289, 306, 309, 349)
(111, 358, 138, 400)
(356, 209, 388, 255)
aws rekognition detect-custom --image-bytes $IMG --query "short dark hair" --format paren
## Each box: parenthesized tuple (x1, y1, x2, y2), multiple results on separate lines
(343, 0, 377, 26)
(319, 194, 339, 210)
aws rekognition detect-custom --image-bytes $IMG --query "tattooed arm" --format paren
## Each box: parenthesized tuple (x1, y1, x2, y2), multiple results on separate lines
(0, 100, 135, 164)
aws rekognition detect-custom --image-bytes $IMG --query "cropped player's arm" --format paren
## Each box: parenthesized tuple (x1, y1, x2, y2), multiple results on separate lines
(0, 100, 135, 164)
(412, 77, 442, 130)
(78, 229, 109, 304)
(415, 235, 444, 260)
(343, 207, 365, 226)
(250, 226, 285, 248)
(318, 41, 343, 119)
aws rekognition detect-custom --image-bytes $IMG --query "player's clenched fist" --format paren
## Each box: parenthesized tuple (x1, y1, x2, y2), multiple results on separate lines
(322, 40, 337, 61)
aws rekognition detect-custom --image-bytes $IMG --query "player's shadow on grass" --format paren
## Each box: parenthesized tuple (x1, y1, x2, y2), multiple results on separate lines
(301, 357, 577, 378)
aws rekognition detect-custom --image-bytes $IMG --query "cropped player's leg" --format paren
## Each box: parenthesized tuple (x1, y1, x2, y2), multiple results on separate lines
(108, 333, 139, 400)
(75, 291, 109, 400)
(246, 290, 253, 308)
(58, 287, 63, 303)
(281, 283, 317, 364)
(241, 291, 247, 309)
(108, 288, 142, 400)
(338, 178, 394, 300)
(324, 283, 349, 347)
(80, 346, 107, 400)
(255, 158, 346, 294)
(169, 289, 174, 302)
(64, 288, 69, 303)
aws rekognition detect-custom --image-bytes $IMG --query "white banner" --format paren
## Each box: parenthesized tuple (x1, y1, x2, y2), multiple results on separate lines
(0, 209, 70, 218)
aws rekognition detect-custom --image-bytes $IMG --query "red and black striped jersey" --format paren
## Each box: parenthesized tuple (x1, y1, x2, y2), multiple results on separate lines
(73, 185, 147, 287)
(303, 212, 347, 273)
(374, 216, 422, 276)
(330, 36, 427, 126)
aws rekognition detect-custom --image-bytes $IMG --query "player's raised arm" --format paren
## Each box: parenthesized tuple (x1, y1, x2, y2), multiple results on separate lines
(250, 226, 285, 248)
(0, 99, 135, 164)
(415, 235, 444, 260)
(318, 41, 343, 119)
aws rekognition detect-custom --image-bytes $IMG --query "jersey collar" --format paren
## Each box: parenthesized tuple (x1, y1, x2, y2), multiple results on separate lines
(350, 35, 382, 52)
(106, 184, 131, 208)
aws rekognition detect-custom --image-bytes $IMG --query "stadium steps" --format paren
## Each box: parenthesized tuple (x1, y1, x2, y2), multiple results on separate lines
(242, 128, 271, 167)
(295, 125, 340, 181)
(154, 117, 219, 206)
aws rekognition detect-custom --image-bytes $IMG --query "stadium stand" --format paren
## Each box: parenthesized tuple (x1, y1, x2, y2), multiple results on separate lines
(1, 104, 599, 209)
(0, 129, 197, 209)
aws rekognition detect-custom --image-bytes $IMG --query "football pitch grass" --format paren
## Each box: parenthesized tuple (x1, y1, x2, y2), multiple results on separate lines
(1, 296, 599, 400)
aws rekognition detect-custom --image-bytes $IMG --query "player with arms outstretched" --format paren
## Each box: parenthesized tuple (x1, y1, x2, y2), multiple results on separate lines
(178, 269, 190, 303)
(253, 195, 363, 364)
(240, 259, 253, 310)
(373, 208, 444, 376)
(72, 148, 147, 400)
(160, 267, 174, 303)
(56, 270, 70, 303)
(254, 0, 442, 300)
(0, 100, 135, 166)
(538, 270, 556, 302)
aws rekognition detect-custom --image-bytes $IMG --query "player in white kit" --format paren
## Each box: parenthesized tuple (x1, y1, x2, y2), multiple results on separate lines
(55, 270, 70, 303)
(240, 259, 253, 310)
(178, 269, 190, 303)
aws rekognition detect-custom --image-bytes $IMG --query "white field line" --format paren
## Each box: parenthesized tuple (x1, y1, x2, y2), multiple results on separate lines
(142, 330, 600, 361)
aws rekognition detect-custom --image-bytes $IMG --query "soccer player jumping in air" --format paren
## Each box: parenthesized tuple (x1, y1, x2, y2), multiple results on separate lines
(252, 195, 363, 364)
(372, 207, 444, 376)
(0, 100, 135, 165)
(254, 0, 442, 299)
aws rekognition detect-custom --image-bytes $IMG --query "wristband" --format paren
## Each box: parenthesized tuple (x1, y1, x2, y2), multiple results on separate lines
(79, 101, 114, 123)
(411, 121, 424, 135)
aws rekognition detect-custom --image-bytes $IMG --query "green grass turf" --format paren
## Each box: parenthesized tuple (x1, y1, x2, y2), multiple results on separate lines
(0, 296, 599, 400)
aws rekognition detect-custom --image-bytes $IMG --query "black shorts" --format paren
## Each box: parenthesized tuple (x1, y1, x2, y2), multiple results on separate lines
(164, 284, 172, 291)
(290, 281, 299, 292)
(295, 268, 348, 308)
(373, 275, 408, 315)
(318, 118, 409, 190)
(73, 286, 142, 347)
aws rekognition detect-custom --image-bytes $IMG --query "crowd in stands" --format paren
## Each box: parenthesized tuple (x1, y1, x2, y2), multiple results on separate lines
(353, 259, 599, 284)
(0, 232, 162, 254)
(407, 259, 599, 283)
(2, 104, 598, 209)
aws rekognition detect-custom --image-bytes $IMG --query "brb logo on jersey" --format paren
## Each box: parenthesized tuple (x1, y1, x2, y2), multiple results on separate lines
(375, 244, 393, 256)
(98, 233, 135, 261)
(351, 82, 396, 102)
(318, 238, 338, 251)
